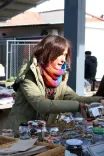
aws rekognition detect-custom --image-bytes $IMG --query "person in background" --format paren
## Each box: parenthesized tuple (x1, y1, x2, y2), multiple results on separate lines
(84, 79, 91, 93)
(85, 51, 97, 91)
(3, 35, 104, 137)
(94, 75, 104, 97)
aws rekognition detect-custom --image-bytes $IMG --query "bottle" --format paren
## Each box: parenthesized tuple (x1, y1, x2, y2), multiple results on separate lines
(38, 121, 45, 141)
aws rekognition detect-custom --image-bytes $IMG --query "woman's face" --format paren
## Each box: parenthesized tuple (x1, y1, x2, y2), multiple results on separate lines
(50, 48, 68, 69)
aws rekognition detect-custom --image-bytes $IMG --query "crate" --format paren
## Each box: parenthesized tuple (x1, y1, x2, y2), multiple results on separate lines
(0, 135, 18, 149)
(36, 142, 65, 156)
(0, 136, 65, 156)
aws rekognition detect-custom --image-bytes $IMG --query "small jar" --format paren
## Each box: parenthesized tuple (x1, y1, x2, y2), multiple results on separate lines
(2, 129, 14, 138)
(66, 145, 82, 156)
(19, 123, 30, 139)
(66, 139, 83, 156)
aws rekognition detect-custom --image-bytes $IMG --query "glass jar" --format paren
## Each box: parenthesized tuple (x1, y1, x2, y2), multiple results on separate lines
(66, 145, 83, 156)
(66, 139, 83, 156)
(2, 129, 14, 138)
(19, 123, 30, 139)
(86, 103, 103, 121)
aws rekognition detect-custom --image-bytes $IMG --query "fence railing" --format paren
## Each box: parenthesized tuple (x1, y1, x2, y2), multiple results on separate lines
(6, 39, 41, 80)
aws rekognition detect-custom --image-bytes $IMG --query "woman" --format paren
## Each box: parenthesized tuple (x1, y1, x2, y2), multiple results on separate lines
(3, 35, 104, 137)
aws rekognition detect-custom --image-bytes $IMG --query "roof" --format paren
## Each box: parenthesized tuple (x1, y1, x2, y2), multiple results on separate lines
(0, 8, 104, 28)
(0, 10, 43, 26)
(6, 11, 43, 25)
(86, 13, 104, 22)
(0, 0, 48, 21)
(40, 9, 104, 23)
(0, 23, 63, 28)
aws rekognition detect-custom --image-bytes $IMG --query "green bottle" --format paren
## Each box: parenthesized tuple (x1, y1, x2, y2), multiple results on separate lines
(86, 106, 91, 119)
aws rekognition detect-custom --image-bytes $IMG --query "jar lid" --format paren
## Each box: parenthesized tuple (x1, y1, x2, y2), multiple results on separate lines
(20, 122, 28, 126)
(66, 139, 83, 146)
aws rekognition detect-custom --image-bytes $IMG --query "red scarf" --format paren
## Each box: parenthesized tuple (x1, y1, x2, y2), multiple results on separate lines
(41, 64, 66, 87)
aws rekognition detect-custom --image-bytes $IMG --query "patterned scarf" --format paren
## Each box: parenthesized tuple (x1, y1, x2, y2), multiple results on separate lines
(42, 63, 66, 87)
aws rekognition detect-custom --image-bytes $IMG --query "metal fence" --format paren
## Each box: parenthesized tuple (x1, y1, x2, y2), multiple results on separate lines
(0, 39, 6, 80)
(6, 39, 41, 80)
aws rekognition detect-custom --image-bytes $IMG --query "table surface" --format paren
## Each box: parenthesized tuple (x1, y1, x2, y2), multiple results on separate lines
(0, 81, 14, 87)
(0, 103, 13, 109)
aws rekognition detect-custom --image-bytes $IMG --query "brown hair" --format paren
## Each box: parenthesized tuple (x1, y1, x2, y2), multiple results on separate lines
(32, 35, 72, 68)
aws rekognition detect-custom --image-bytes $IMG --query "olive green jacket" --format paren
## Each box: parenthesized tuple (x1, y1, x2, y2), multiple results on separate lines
(4, 57, 102, 136)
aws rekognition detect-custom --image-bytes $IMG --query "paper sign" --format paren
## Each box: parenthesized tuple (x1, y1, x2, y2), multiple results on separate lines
(87, 142, 104, 156)
(89, 108, 100, 117)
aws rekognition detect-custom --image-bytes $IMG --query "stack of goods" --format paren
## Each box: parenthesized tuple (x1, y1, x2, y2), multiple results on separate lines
(0, 85, 15, 106)
(0, 87, 13, 98)
(0, 75, 16, 99)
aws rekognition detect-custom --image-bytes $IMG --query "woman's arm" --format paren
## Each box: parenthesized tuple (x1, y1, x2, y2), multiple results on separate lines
(20, 79, 80, 114)
(63, 85, 102, 104)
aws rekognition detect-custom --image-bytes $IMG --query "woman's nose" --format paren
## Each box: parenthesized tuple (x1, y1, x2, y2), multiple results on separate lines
(61, 56, 66, 62)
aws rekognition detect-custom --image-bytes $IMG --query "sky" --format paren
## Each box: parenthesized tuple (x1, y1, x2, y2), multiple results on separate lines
(29, 0, 104, 16)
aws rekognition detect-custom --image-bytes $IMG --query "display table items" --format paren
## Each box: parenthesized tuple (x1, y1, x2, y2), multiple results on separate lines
(1, 104, 104, 155)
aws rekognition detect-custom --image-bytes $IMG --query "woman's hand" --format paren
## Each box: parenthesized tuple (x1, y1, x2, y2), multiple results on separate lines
(80, 103, 89, 118)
